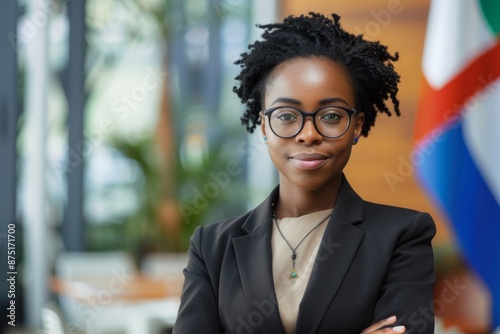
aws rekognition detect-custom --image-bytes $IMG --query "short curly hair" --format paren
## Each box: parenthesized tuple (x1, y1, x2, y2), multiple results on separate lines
(233, 12, 400, 137)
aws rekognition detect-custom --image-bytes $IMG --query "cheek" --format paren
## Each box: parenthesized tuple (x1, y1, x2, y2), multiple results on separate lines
(267, 138, 285, 155)
(266, 138, 290, 165)
(326, 140, 354, 167)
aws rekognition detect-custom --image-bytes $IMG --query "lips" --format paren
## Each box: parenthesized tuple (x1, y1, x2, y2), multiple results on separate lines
(289, 153, 328, 170)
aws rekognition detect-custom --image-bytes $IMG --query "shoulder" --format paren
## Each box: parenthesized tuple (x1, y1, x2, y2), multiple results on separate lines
(363, 201, 428, 220)
(363, 201, 433, 221)
(360, 201, 436, 238)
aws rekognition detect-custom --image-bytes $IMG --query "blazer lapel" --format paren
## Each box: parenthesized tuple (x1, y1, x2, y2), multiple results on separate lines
(296, 176, 366, 334)
(232, 187, 286, 334)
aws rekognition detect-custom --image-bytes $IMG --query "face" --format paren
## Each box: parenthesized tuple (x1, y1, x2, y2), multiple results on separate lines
(261, 56, 365, 192)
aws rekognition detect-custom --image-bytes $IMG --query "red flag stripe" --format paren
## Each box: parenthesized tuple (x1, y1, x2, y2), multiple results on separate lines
(415, 41, 500, 144)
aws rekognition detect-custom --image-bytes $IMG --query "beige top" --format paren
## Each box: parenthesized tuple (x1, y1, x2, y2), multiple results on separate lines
(271, 209, 333, 334)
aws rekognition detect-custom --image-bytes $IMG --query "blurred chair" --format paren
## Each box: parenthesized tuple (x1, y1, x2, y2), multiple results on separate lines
(140, 252, 188, 279)
(41, 302, 66, 334)
(54, 251, 137, 334)
(55, 251, 136, 280)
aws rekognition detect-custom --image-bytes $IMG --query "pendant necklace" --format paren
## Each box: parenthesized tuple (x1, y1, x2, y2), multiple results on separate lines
(272, 205, 331, 283)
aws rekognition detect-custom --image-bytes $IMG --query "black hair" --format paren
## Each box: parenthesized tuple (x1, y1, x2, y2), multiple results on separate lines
(232, 12, 400, 137)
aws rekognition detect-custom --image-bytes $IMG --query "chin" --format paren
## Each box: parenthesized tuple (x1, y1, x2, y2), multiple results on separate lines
(289, 175, 340, 192)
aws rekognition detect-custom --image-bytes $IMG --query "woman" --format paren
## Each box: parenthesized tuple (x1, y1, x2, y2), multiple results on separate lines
(173, 13, 435, 334)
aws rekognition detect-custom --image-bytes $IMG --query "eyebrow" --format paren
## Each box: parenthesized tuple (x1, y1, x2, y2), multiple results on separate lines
(269, 97, 349, 106)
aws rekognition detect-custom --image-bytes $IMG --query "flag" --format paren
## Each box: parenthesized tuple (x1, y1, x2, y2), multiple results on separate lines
(415, 0, 500, 329)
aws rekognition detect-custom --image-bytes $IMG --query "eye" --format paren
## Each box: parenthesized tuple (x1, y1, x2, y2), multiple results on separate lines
(319, 111, 343, 124)
(277, 113, 297, 121)
(274, 108, 300, 123)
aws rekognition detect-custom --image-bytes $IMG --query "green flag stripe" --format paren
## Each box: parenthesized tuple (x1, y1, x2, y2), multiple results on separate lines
(479, 0, 500, 35)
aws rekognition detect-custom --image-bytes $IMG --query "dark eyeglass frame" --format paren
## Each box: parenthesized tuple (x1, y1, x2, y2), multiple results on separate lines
(263, 105, 358, 139)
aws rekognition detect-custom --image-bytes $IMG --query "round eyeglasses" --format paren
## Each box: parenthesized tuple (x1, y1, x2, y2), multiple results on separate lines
(263, 105, 357, 139)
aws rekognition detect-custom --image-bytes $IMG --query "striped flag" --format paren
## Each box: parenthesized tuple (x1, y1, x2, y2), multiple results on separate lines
(415, 0, 500, 329)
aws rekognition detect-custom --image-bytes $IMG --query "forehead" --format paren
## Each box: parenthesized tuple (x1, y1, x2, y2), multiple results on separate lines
(264, 56, 355, 107)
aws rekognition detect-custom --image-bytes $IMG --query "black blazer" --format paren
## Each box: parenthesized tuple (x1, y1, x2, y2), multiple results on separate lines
(173, 176, 436, 334)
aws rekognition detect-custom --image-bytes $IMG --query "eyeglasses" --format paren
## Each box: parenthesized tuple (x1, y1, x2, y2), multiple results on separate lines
(263, 105, 357, 139)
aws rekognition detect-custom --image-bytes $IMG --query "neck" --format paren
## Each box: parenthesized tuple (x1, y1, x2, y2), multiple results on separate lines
(275, 175, 342, 219)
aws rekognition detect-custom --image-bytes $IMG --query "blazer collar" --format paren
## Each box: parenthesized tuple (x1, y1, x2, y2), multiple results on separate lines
(240, 185, 279, 234)
(332, 174, 365, 225)
(296, 175, 365, 333)
(232, 186, 285, 334)
(233, 175, 365, 334)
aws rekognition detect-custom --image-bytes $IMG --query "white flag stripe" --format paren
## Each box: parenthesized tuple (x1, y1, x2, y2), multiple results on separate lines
(422, 0, 496, 89)
(462, 77, 500, 204)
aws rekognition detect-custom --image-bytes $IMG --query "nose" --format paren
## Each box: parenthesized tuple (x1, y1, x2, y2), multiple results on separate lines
(295, 117, 323, 145)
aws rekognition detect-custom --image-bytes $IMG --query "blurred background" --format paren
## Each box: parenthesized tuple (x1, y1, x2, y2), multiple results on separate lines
(1, 0, 498, 333)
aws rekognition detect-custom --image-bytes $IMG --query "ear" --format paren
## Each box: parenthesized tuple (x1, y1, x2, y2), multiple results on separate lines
(260, 112, 267, 137)
(353, 112, 365, 138)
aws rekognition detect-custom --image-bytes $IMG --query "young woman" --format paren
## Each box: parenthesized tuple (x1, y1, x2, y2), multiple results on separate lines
(173, 13, 436, 334)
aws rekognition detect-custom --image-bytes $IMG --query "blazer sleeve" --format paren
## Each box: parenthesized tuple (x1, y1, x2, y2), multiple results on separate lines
(173, 226, 223, 334)
(372, 211, 437, 334)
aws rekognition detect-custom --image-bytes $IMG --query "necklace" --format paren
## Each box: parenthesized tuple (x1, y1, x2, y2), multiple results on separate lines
(272, 206, 331, 283)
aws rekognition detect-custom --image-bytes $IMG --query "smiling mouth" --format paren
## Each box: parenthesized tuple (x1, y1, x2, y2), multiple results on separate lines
(289, 154, 328, 170)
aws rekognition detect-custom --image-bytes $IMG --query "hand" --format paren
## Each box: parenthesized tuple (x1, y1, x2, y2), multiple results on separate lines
(361, 316, 406, 334)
